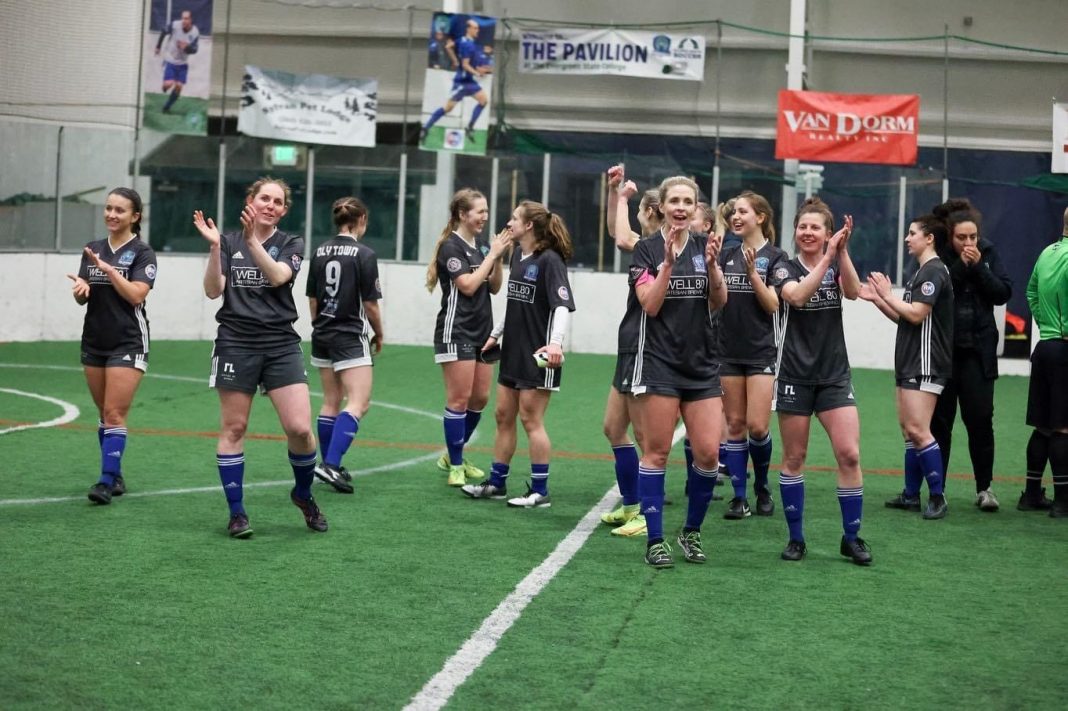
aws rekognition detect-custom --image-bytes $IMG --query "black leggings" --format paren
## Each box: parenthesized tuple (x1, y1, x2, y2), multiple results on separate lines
(931, 348, 996, 493)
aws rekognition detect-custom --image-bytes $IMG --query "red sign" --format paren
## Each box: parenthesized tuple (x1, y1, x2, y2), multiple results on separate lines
(775, 90, 920, 165)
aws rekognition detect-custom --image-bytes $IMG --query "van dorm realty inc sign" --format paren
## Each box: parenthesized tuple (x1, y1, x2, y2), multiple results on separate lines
(519, 28, 705, 81)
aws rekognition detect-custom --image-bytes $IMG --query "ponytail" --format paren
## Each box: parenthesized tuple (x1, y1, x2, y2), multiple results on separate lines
(518, 200, 573, 261)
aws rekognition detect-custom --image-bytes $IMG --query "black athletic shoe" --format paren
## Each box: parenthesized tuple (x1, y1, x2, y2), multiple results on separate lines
(314, 463, 354, 494)
(88, 482, 113, 505)
(464, 125, 475, 141)
(840, 536, 873, 566)
(290, 490, 329, 532)
(755, 487, 775, 516)
(1050, 503, 1068, 519)
(723, 497, 751, 520)
(338, 466, 353, 483)
(645, 540, 674, 569)
(923, 494, 948, 520)
(885, 491, 921, 511)
(781, 540, 807, 562)
(676, 530, 707, 564)
(228, 513, 253, 539)
(111, 475, 126, 496)
(1017, 488, 1054, 511)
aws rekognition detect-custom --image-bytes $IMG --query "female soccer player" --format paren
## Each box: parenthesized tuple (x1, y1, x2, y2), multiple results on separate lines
(68, 188, 156, 505)
(461, 201, 576, 507)
(630, 176, 728, 568)
(774, 198, 871, 565)
(860, 215, 954, 520)
(928, 199, 1012, 511)
(193, 177, 327, 538)
(425, 188, 511, 487)
(718, 191, 787, 519)
(306, 197, 384, 495)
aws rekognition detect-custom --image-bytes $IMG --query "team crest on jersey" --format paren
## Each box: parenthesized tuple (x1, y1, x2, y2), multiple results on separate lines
(446, 257, 463, 273)
(524, 263, 539, 281)
(822, 269, 835, 284)
(557, 286, 570, 301)
(921, 281, 935, 296)
(118, 251, 135, 266)
(145, 264, 157, 280)
(268, 246, 280, 259)
(775, 267, 789, 281)
(755, 256, 769, 272)
(692, 255, 706, 273)
(290, 254, 302, 272)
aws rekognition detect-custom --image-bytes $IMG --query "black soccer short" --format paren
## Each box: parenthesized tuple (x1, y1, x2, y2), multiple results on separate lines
(310, 336, 372, 371)
(720, 360, 777, 377)
(434, 341, 483, 363)
(612, 352, 638, 394)
(896, 376, 947, 395)
(81, 351, 148, 372)
(1026, 339, 1068, 430)
(775, 377, 856, 416)
(631, 377, 722, 402)
(210, 345, 307, 394)
(498, 368, 561, 392)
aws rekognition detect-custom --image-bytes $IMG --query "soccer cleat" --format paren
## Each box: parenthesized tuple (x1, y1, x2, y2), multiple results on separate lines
(644, 541, 674, 568)
(338, 466, 353, 483)
(1017, 488, 1054, 511)
(87, 482, 113, 505)
(290, 489, 328, 532)
(885, 491, 922, 511)
(840, 536, 873, 566)
(507, 485, 551, 508)
(461, 481, 507, 499)
(611, 515, 647, 537)
(111, 475, 126, 496)
(314, 463, 354, 494)
(436, 454, 451, 472)
(676, 530, 707, 564)
(723, 497, 751, 520)
(447, 465, 466, 487)
(975, 489, 1000, 512)
(463, 461, 485, 481)
(781, 539, 807, 562)
(228, 513, 253, 538)
(1050, 503, 1068, 519)
(923, 495, 948, 520)
(601, 505, 639, 526)
(755, 487, 775, 516)
(464, 125, 475, 141)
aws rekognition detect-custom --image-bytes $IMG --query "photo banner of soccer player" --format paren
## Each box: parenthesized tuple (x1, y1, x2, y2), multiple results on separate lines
(419, 12, 496, 155)
(142, 0, 213, 135)
(237, 66, 378, 147)
(1052, 102, 1068, 173)
(775, 90, 921, 165)
(518, 28, 705, 81)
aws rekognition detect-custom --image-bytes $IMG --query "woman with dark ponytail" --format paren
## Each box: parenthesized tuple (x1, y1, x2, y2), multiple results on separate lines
(461, 200, 575, 507)
(67, 187, 157, 505)
(929, 198, 1012, 512)
(427, 188, 512, 488)
(860, 214, 954, 520)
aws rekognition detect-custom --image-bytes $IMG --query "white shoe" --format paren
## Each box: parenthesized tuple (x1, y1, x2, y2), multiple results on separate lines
(976, 489, 1000, 512)
(507, 486, 551, 508)
(461, 482, 508, 499)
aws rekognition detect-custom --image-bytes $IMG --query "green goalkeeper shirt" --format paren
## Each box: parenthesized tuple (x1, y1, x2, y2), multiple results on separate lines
(1027, 236, 1068, 340)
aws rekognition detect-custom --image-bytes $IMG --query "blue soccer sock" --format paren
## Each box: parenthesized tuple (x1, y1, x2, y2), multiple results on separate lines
(917, 440, 945, 496)
(325, 412, 359, 468)
(684, 464, 717, 530)
(424, 107, 446, 131)
(838, 485, 864, 541)
(289, 450, 317, 500)
(316, 415, 336, 461)
(531, 463, 549, 495)
(612, 444, 640, 506)
(217, 452, 245, 516)
(99, 426, 127, 487)
(463, 409, 483, 445)
(750, 433, 773, 491)
(489, 461, 510, 488)
(98, 419, 121, 476)
(467, 103, 484, 129)
(904, 440, 923, 496)
(725, 439, 749, 498)
(779, 472, 805, 542)
(443, 408, 466, 466)
(638, 465, 666, 542)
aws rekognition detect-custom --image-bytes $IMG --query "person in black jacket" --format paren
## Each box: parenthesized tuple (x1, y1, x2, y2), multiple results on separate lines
(930, 198, 1012, 511)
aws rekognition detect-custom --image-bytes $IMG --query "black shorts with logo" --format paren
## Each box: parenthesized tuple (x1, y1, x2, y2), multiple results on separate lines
(210, 345, 307, 394)
(1027, 339, 1068, 430)
(896, 376, 947, 395)
(720, 360, 776, 377)
(631, 376, 722, 402)
(311, 336, 372, 371)
(81, 351, 149, 372)
(775, 377, 856, 416)
(612, 352, 637, 394)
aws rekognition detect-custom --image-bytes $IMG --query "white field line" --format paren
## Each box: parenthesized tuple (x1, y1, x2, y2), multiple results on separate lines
(0, 387, 80, 435)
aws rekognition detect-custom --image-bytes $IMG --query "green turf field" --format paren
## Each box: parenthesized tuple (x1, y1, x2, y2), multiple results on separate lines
(1, 341, 1065, 710)
(142, 92, 208, 135)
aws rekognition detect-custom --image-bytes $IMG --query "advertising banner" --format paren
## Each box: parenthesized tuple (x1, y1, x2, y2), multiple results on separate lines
(518, 28, 705, 81)
(238, 66, 378, 147)
(1052, 102, 1068, 173)
(418, 12, 496, 155)
(142, 0, 213, 135)
(775, 90, 920, 165)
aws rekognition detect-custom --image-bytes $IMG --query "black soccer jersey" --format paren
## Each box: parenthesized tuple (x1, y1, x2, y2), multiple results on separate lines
(306, 235, 382, 345)
(500, 248, 576, 385)
(616, 231, 657, 355)
(214, 230, 304, 351)
(895, 257, 954, 381)
(434, 232, 493, 345)
(776, 258, 851, 384)
(629, 232, 719, 389)
(78, 236, 157, 355)
(717, 241, 787, 365)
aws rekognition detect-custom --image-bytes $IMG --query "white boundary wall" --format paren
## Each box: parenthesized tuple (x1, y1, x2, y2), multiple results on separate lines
(0, 253, 1030, 375)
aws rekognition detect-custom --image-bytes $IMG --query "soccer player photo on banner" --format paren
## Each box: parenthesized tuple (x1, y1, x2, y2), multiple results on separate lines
(142, 0, 213, 135)
(419, 12, 496, 155)
(1052, 102, 1068, 173)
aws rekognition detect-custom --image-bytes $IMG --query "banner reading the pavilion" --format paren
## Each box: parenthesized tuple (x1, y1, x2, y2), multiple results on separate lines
(518, 28, 705, 81)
